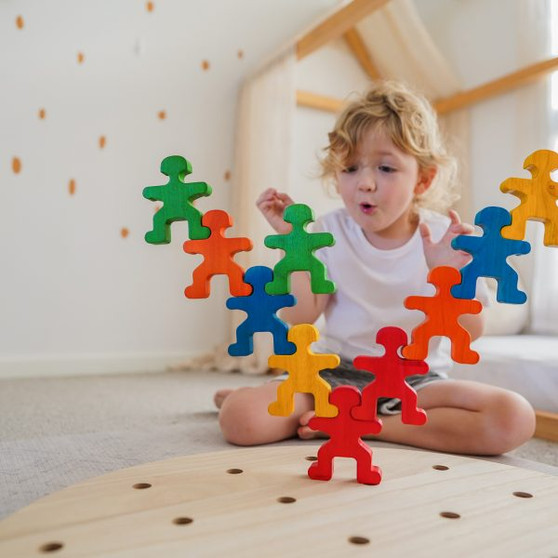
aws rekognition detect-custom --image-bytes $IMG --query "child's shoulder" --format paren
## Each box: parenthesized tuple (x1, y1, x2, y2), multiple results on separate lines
(315, 207, 353, 231)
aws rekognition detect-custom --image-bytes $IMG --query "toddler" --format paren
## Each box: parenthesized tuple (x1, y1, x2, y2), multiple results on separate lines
(215, 81, 535, 455)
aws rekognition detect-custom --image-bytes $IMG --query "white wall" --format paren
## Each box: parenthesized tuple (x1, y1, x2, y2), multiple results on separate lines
(0, 0, 339, 377)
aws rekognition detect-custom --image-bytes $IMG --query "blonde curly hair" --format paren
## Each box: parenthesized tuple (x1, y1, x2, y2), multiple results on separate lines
(321, 81, 459, 214)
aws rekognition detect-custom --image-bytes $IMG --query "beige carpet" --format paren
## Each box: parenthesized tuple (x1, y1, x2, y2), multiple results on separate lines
(1, 370, 557, 519)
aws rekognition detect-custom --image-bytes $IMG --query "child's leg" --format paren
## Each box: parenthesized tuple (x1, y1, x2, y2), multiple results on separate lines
(218, 381, 314, 446)
(300, 379, 536, 456)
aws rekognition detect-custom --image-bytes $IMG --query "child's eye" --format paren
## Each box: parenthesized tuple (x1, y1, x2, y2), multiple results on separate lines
(343, 165, 358, 173)
(379, 165, 396, 173)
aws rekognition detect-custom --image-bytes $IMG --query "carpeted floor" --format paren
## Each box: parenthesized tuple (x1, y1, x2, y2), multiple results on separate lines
(1, 370, 557, 519)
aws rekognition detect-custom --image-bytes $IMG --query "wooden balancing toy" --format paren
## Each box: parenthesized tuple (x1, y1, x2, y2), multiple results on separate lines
(1, 151, 558, 556)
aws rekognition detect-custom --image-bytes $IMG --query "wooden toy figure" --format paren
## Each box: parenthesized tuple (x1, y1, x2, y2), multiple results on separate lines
(226, 266, 297, 357)
(351, 327, 428, 425)
(500, 149, 558, 246)
(264, 204, 336, 295)
(268, 324, 339, 418)
(451, 206, 531, 304)
(183, 210, 253, 299)
(308, 386, 382, 485)
(402, 266, 482, 364)
(143, 155, 212, 244)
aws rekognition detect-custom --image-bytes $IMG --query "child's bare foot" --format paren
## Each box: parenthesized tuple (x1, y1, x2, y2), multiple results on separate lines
(297, 410, 326, 440)
(214, 389, 234, 409)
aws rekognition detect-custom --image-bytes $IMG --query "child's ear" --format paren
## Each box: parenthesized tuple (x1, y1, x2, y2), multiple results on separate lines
(415, 166, 437, 195)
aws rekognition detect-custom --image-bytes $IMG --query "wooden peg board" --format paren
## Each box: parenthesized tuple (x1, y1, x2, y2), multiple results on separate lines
(1, 445, 557, 557)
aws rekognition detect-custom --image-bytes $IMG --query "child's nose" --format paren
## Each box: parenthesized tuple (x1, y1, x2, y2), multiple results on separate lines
(358, 171, 376, 192)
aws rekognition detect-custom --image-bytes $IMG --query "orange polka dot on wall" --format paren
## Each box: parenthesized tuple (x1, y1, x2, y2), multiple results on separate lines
(16, 15, 24, 29)
(201, 60, 210, 71)
(68, 179, 76, 195)
(224, 170, 231, 181)
(158, 110, 166, 120)
(38, 108, 46, 120)
(99, 136, 106, 149)
(12, 157, 22, 174)
(121, 228, 130, 239)
(77, 52, 85, 64)
(146, 1, 154, 12)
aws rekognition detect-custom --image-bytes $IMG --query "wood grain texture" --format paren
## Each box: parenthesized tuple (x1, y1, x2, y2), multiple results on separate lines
(1, 445, 557, 557)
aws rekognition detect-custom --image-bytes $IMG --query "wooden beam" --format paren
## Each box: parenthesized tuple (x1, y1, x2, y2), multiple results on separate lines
(296, 55, 558, 115)
(343, 27, 381, 80)
(296, 0, 390, 61)
(296, 90, 345, 113)
(434, 56, 558, 114)
(534, 410, 558, 442)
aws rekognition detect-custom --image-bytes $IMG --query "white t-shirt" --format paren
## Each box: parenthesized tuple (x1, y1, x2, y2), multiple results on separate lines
(312, 207, 489, 375)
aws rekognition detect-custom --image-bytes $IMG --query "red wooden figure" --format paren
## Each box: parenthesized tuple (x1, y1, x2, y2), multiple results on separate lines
(183, 210, 253, 299)
(402, 266, 482, 364)
(351, 327, 428, 425)
(308, 386, 382, 485)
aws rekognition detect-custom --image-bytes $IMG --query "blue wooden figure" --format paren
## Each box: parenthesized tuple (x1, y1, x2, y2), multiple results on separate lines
(451, 206, 531, 304)
(264, 204, 336, 295)
(226, 266, 297, 357)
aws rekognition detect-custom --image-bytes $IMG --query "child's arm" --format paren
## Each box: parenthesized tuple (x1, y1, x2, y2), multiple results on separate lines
(420, 210, 485, 341)
(280, 272, 330, 324)
(458, 312, 486, 342)
(256, 188, 330, 324)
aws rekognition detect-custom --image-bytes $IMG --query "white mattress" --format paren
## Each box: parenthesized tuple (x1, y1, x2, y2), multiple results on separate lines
(449, 335, 558, 412)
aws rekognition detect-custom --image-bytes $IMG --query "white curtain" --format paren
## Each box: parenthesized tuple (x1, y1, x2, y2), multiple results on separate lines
(520, 0, 558, 334)
(174, 49, 296, 374)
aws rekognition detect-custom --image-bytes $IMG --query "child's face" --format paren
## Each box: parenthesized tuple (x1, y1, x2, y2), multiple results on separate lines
(335, 127, 433, 249)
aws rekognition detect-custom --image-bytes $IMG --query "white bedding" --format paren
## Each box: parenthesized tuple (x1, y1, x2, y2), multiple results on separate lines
(449, 335, 558, 412)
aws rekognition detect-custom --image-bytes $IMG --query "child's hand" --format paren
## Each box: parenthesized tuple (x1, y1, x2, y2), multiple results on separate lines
(420, 210, 474, 270)
(256, 188, 295, 234)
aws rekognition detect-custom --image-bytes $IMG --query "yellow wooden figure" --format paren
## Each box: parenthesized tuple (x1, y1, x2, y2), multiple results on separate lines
(268, 324, 340, 418)
(500, 149, 558, 246)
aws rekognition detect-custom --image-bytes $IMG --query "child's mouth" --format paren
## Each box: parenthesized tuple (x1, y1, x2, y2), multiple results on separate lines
(359, 203, 376, 214)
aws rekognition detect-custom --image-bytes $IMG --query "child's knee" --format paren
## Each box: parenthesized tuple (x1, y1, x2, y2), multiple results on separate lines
(482, 390, 536, 454)
(218, 387, 273, 446)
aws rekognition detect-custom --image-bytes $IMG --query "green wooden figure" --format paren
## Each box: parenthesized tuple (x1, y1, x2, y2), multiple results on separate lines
(143, 155, 212, 244)
(264, 204, 336, 295)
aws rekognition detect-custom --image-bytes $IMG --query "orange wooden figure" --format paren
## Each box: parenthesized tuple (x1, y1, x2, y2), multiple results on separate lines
(500, 149, 558, 246)
(268, 324, 339, 418)
(183, 209, 253, 299)
(402, 266, 482, 364)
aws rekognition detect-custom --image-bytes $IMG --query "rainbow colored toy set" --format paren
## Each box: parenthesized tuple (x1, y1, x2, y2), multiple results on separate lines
(144, 149, 558, 485)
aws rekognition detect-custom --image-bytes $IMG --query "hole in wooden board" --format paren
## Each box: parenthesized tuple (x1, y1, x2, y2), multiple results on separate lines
(277, 496, 296, 504)
(513, 491, 533, 498)
(348, 536, 370, 545)
(432, 465, 449, 471)
(226, 468, 243, 474)
(440, 511, 460, 519)
(133, 482, 152, 489)
(305, 455, 317, 461)
(173, 517, 193, 525)
(39, 541, 64, 553)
